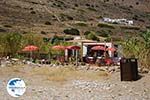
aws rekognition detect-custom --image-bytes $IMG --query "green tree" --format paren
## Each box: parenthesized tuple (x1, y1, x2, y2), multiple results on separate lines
(139, 30, 150, 69)
(3, 33, 23, 56)
(85, 31, 99, 41)
(140, 30, 150, 49)
(122, 38, 141, 58)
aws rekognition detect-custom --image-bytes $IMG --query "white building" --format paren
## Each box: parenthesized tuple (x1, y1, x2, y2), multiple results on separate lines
(102, 18, 133, 25)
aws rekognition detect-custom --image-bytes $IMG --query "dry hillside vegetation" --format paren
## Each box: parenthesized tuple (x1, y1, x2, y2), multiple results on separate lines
(0, 0, 150, 36)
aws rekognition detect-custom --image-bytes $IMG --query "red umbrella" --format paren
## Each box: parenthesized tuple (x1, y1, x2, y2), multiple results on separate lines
(91, 46, 106, 51)
(22, 45, 38, 61)
(66, 45, 80, 66)
(66, 46, 80, 50)
(106, 47, 116, 52)
(23, 45, 38, 51)
(52, 45, 66, 50)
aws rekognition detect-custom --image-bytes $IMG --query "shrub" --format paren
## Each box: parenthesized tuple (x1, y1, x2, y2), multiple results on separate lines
(30, 11, 36, 14)
(51, 35, 63, 45)
(3, 24, 12, 28)
(75, 22, 87, 27)
(1, 33, 23, 56)
(85, 32, 99, 41)
(63, 28, 80, 35)
(133, 15, 139, 20)
(129, 5, 133, 8)
(120, 26, 140, 30)
(122, 30, 150, 69)
(30, 8, 33, 10)
(0, 28, 6, 32)
(104, 0, 109, 2)
(88, 7, 97, 12)
(43, 37, 50, 42)
(45, 21, 52, 25)
(74, 4, 78, 7)
(84, 31, 91, 35)
(41, 31, 47, 35)
(59, 13, 73, 21)
(85, 4, 90, 7)
(136, 2, 139, 5)
(96, 30, 109, 37)
(97, 23, 115, 29)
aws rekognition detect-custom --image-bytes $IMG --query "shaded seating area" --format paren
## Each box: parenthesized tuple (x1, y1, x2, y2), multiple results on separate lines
(18, 43, 119, 67)
(83, 45, 117, 66)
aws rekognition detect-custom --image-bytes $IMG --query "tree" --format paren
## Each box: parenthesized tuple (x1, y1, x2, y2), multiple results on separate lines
(3, 33, 23, 56)
(140, 30, 150, 49)
(122, 38, 141, 58)
(85, 31, 99, 41)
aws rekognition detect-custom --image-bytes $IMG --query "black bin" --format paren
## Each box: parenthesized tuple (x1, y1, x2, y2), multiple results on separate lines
(120, 58, 138, 81)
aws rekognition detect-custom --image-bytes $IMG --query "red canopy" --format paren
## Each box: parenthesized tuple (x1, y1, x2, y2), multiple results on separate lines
(106, 47, 116, 52)
(91, 46, 106, 51)
(52, 45, 66, 50)
(66, 46, 80, 50)
(22, 45, 38, 51)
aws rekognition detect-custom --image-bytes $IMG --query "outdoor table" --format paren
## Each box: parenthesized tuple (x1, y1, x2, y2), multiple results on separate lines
(87, 57, 95, 64)
(96, 57, 105, 66)
(105, 58, 113, 66)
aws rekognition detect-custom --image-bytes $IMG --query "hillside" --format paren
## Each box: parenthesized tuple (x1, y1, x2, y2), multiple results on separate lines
(0, 0, 150, 38)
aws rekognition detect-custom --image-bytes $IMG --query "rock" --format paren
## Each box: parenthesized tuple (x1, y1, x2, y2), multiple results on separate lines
(108, 67, 115, 72)
(141, 68, 149, 74)
(99, 67, 108, 71)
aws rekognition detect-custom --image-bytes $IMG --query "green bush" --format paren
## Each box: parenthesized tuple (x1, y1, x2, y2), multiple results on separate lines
(60, 13, 73, 21)
(122, 30, 150, 69)
(0, 33, 23, 56)
(85, 32, 99, 41)
(51, 35, 63, 44)
(87, 7, 97, 11)
(120, 26, 140, 30)
(63, 28, 80, 35)
(75, 22, 87, 27)
(96, 30, 110, 37)
(84, 31, 91, 35)
(97, 23, 115, 29)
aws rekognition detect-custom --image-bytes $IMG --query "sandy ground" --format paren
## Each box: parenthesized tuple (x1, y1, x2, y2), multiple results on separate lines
(0, 64, 150, 100)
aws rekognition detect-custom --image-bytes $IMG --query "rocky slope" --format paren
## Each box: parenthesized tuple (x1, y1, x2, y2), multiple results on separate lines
(0, 0, 150, 36)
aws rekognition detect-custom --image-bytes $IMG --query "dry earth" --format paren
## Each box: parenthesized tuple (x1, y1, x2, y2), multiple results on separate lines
(0, 64, 150, 100)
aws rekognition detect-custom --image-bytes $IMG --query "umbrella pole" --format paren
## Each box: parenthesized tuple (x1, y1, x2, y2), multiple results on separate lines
(30, 51, 32, 62)
(76, 50, 78, 66)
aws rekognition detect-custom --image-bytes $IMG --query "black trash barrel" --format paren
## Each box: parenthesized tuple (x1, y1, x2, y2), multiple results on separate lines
(120, 58, 138, 81)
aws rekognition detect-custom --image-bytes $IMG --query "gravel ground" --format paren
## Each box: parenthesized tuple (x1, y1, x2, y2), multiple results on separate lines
(0, 65, 150, 100)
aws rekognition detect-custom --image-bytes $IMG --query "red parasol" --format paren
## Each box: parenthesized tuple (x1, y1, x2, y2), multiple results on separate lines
(52, 45, 66, 50)
(22, 45, 38, 51)
(22, 45, 38, 61)
(66, 46, 80, 50)
(91, 46, 106, 51)
(66, 45, 81, 66)
(106, 47, 116, 52)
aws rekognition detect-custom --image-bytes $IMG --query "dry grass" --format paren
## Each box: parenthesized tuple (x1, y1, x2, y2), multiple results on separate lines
(30, 66, 108, 82)
(0, 65, 108, 82)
